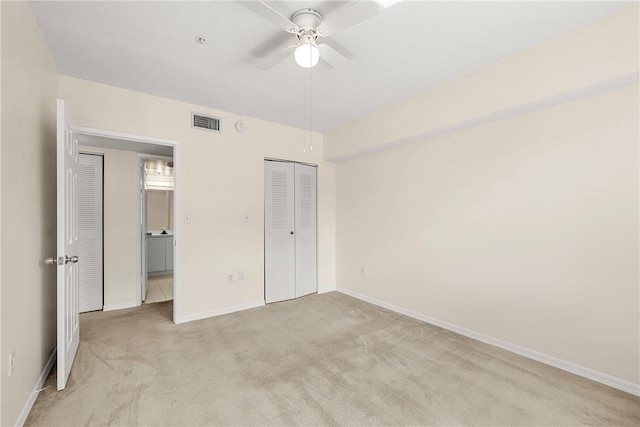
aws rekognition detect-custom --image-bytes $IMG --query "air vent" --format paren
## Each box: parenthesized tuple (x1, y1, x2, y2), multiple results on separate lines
(192, 112, 221, 133)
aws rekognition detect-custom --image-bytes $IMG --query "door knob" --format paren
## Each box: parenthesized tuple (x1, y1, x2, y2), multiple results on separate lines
(290, 231, 294, 235)
(65, 255, 79, 264)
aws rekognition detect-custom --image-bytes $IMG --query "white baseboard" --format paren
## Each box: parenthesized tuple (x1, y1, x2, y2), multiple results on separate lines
(16, 349, 56, 427)
(176, 300, 265, 324)
(317, 286, 336, 294)
(103, 301, 139, 312)
(337, 287, 640, 397)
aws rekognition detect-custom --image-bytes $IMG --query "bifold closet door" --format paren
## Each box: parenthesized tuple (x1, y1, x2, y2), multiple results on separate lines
(265, 160, 317, 303)
(294, 163, 317, 298)
(265, 161, 296, 303)
(78, 153, 103, 312)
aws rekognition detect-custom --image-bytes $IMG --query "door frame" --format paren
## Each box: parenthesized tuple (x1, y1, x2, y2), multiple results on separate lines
(75, 126, 181, 323)
(138, 153, 174, 305)
(263, 158, 319, 303)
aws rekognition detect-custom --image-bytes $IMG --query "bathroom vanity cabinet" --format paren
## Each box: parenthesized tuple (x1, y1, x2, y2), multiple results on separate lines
(147, 234, 174, 275)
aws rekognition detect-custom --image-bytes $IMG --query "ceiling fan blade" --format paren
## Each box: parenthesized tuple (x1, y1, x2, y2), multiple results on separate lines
(322, 39, 353, 60)
(239, 1, 299, 33)
(316, 0, 379, 37)
(318, 43, 350, 68)
(250, 31, 292, 58)
(256, 45, 292, 70)
(318, 39, 352, 68)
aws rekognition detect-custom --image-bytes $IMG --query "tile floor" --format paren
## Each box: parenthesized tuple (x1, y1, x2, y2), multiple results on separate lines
(144, 274, 173, 303)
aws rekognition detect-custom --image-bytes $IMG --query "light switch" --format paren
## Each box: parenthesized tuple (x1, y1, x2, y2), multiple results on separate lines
(184, 212, 192, 224)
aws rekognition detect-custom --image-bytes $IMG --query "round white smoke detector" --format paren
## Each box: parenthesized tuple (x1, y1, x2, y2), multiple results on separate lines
(235, 120, 246, 133)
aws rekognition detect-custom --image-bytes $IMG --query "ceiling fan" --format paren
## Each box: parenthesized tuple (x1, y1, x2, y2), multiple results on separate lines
(240, 1, 381, 69)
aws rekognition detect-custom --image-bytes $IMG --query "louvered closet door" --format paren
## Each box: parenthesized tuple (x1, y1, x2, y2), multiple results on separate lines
(265, 161, 295, 303)
(294, 163, 317, 297)
(78, 154, 103, 312)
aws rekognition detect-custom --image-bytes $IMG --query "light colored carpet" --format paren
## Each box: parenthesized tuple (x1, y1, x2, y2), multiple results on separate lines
(26, 292, 639, 426)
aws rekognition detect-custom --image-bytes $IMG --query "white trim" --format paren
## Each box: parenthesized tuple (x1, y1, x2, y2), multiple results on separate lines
(264, 157, 318, 168)
(176, 300, 265, 324)
(337, 287, 640, 397)
(16, 349, 56, 427)
(136, 156, 143, 306)
(172, 143, 181, 323)
(317, 286, 336, 294)
(329, 73, 640, 162)
(103, 301, 139, 312)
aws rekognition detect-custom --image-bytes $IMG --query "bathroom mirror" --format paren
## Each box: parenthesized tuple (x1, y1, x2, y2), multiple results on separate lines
(146, 189, 173, 232)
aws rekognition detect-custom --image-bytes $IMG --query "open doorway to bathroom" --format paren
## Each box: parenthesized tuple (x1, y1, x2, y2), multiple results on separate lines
(75, 127, 180, 323)
(141, 158, 174, 305)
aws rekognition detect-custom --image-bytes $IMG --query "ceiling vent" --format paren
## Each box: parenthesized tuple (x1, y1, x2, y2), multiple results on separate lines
(192, 112, 221, 133)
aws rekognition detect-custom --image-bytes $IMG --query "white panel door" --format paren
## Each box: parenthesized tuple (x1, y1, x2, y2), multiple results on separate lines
(265, 161, 295, 303)
(56, 99, 80, 391)
(294, 163, 317, 298)
(78, 154, 103, 312)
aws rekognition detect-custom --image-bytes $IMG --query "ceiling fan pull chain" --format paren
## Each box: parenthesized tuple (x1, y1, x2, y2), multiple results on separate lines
(309, 63, 313, 152)
(302, 67, 307, 153)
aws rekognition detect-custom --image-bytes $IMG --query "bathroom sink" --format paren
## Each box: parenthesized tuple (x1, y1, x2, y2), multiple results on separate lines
(146, 231, 173, 237)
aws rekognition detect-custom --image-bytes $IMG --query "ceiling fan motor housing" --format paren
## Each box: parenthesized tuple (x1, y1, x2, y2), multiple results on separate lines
(292, 8, 323, 33)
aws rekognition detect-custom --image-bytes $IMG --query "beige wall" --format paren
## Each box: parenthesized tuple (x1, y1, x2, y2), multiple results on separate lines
(336, 85, 639, 385)
(80, 146, 139, 310)
(62, 76, 337, 320)
(0, 1, 59, 425)
(325, 6, 639, 161)
(329, 5, 639, 388)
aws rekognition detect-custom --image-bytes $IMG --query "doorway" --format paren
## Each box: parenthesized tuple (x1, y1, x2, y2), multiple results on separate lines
(76, 127, 181, 323)
(141, 157, 174, 304)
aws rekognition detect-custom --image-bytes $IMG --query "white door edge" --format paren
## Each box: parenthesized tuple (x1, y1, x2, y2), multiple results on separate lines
(56, 99, 80, 390)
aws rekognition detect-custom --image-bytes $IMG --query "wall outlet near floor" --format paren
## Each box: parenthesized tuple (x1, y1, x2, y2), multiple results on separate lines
(237, 271, 244, 281)
(361, 265, 366, 274)
(227, 273, 234, 283)
(8, 351, 15, 377)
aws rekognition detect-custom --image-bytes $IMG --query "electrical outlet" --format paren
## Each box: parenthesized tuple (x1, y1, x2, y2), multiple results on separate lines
(237, 271, 244, 281)
(361, 265, 366, 274)
(227, 273, 234, 283)
(8, 351, 15, 377)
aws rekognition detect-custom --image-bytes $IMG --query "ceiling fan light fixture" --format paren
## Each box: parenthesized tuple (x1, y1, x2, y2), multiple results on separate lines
(294, 41, 320, 68)
(373, 0, 403, 8)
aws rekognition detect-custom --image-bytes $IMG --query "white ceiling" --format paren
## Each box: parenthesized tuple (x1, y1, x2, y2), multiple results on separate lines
(30, 1, 632, 133)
